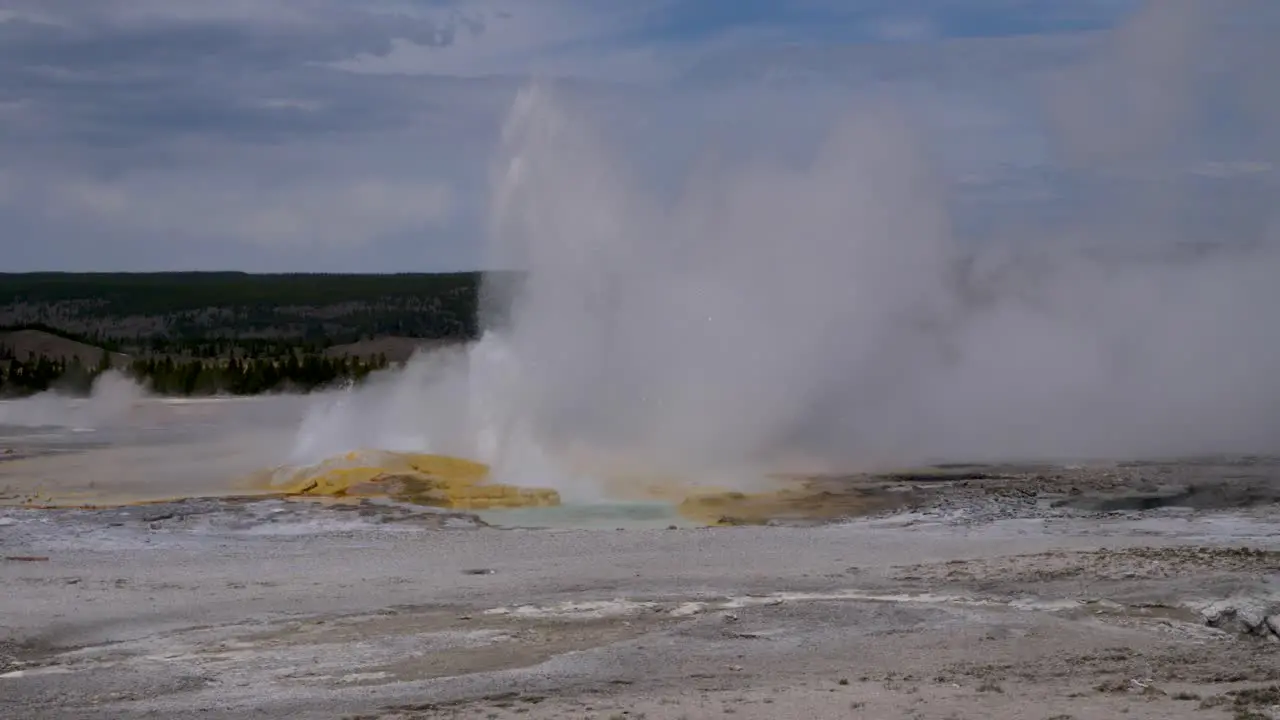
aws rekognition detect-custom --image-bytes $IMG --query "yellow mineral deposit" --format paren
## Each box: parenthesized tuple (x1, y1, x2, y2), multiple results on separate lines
(241, 450, 561, 510)
(239, 449, 903, 525)
(677, 481, 909, 526)
(3, 442, 891, 525)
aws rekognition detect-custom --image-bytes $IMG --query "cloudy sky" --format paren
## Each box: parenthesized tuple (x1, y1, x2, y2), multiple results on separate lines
(1, 0, 1276, 272)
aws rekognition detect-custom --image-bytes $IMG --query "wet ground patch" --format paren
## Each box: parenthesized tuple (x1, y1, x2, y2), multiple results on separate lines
(1053, 482, 1280, 512)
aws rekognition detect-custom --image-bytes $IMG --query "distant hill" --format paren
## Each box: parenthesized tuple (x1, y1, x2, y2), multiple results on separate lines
(322, 336, 464, 363)
(0, 273, 515, 398)
(0, 328, 130, 366)
(0, 272, 511, 356)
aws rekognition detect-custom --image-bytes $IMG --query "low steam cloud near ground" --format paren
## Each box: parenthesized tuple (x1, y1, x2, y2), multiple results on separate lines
(0, 371, 147, 430)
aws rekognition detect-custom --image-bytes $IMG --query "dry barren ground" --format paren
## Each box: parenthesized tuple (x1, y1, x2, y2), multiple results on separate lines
(1, 459, 1278, 720)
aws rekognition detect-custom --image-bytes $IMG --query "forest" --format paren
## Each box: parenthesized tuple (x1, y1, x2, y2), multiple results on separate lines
(0, 347, 393, 397)
(0, 272, 493, 397)
(0, 271, 502, 353)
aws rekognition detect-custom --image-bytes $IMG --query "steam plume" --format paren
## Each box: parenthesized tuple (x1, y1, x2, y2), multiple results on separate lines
(294, 1, 1280, 489)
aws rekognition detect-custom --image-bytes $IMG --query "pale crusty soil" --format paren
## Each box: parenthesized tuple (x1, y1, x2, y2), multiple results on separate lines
(1, 459, 1278, 720)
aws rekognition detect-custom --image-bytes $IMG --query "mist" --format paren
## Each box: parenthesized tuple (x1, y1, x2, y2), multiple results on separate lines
(291, 0, 1280, 488)
(0, 371, 150, 430)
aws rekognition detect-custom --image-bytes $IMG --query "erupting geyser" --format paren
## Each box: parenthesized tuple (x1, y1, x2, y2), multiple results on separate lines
(279, 1, 1280, 511)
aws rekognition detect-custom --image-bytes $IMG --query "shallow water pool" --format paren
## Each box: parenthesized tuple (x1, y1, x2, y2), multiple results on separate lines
(476, 500, 700, 529)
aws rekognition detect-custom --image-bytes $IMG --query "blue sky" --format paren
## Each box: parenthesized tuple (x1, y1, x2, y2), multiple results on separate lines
(0, 0, 1274, 271)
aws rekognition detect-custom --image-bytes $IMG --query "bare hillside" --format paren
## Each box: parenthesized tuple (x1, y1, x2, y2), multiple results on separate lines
(321, 337, 464, 363)
(0, 329, 129, 366)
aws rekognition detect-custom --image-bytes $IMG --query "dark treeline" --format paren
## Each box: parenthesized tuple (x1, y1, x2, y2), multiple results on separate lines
(0, 272, 525, 396)
(0, 272, 494, 351)
(0, 271, 487, 312)
(136, 337, 349, 358)
(131, 353, 393, 396)
(0, 348, 393, 397)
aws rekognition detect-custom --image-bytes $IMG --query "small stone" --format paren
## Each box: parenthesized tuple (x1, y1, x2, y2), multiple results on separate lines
(1237, 604, 1268, 631)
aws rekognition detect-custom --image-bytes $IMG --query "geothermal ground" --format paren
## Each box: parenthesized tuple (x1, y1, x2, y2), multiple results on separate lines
(1, 401, 1279, 719)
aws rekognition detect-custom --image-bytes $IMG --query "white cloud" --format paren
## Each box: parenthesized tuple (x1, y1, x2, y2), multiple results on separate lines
(1191, 160, 1274, 178)
(869, 15, 938, 43)
(0, 168, 15, 203)
(0, 8, 64, 26)
(7, 0, 328, 29)
(2, 0, 1277, 272)
(253, 97, 325, 111)
(16, 171, 455, 251)
(328, 2, 672, 80)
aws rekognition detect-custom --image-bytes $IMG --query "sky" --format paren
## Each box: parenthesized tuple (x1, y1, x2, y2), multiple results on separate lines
(1, 0, 1276, 272)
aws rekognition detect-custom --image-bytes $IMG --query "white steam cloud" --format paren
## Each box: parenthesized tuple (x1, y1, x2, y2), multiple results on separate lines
(292, 1, 1280, 488)
(0, 370, 150, 430)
